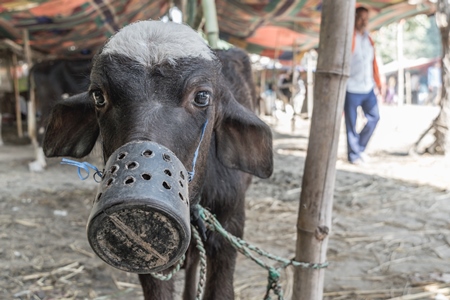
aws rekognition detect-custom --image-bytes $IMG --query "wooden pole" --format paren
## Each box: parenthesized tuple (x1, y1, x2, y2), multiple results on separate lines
(397, 19, 405, 106)
(292, 1, 355, 299)
(23, 29, 36, 147)
(185, 0, 196, 27)
(11, 52, 23, 138)
(260, 69, 267, 116)
(291, 41, 299, 131)
(405, 71, 412, 105)
(306, 51, 314, 118)
(201, 0, 219, 49)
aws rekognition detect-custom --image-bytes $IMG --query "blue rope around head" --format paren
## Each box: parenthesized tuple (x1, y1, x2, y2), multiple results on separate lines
(60, 158, 103, 182)
(188, 119, 208, 182)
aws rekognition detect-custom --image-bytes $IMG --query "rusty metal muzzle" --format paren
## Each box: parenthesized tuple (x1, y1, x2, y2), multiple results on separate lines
(87, 141, 191, 274)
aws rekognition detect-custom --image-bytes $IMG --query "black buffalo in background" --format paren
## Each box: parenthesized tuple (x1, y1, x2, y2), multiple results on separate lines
(28, 58, 91, 171)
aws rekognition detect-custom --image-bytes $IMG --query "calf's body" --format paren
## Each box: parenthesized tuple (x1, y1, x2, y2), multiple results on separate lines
(43, 21, 273, 299)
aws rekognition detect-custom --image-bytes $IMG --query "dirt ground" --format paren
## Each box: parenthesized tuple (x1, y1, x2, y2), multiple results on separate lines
(2, 104, 450, 300)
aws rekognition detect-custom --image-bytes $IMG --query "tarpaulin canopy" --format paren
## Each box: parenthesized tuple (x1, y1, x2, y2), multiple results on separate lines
(0, 0, 170, 57)
(0, 0, 437, 60)
(217, 0, 437, 60)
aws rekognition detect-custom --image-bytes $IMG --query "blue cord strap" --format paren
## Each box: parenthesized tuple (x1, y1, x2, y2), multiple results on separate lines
(188, 119, 208, 182)
(61, 158, 103, 182)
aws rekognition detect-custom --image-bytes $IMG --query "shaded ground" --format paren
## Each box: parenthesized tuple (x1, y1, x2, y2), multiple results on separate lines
(1, 105, 450, 299)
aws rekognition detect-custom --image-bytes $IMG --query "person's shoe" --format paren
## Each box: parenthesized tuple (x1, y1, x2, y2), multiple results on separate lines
(360, 152, 371, 163)
(350, 158, 365, 166)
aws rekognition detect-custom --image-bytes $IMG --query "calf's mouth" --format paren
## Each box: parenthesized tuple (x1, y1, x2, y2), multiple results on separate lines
(87, 140, 191, 274)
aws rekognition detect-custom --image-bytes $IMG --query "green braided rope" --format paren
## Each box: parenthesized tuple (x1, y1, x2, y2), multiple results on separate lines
(264, 268, 283, 300)
(191, 225, 207, 300)
(150, 254, 185, 281)
(195, 204, 328, 300)
(149, 204, 328, 300)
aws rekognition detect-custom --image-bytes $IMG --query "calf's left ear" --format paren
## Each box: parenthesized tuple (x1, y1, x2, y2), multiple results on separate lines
(43, 92, 99, 158)
(215, 90, 273, 178)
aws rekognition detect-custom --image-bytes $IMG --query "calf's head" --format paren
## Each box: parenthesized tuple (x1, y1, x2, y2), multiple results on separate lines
(43, 20, 273, 273)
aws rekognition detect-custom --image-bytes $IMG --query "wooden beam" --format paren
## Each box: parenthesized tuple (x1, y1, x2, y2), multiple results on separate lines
(0, 38, 46, 60)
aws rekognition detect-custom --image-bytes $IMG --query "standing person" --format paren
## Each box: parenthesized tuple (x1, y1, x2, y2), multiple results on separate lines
(344, 6, 382, 165)
(384, 76, 397, 105)
(411, 73, 420, 105)
(427, 61, 442, 105)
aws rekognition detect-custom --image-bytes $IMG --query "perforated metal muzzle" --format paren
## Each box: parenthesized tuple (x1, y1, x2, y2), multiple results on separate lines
(87, 141, 190, 274)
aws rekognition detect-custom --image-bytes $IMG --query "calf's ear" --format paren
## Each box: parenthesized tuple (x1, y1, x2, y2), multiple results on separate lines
(215, 89, 273, 178)
(43, 92, 99, 158)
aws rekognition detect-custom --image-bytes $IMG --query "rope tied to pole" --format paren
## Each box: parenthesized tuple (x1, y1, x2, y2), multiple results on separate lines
(264, 268, 283, 300)
(194, 204, 329, 299)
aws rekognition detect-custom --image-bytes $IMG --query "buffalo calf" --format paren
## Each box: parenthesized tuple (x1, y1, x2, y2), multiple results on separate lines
(43, 20, 273, 300)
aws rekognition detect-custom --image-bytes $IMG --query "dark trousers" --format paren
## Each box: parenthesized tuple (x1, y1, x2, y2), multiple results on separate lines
(344, 90, 380, 163)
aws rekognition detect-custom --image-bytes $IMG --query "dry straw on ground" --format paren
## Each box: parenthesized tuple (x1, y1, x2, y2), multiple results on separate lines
(1, 105, 450, 299)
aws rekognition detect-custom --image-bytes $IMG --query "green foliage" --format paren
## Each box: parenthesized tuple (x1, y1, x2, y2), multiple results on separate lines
(375, 14, 442, 65)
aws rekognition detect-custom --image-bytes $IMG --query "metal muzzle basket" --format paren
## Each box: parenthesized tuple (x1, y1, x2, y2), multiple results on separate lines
(87, 141, 191, 274)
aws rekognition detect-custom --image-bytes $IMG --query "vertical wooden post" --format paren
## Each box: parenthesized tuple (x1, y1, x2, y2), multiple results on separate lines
(260, 69, 267, 116)
(11, 52, 23, 138)
(397, 19, 405, 106)
(201, 0, 219, 49)
(292, 1, 355, 299)
(291, 41, 299, 131)
(306, 51, 314, 118)
(405, 71, 412, 105)
(185, 0, 196, 27)
(23, 29, 36, 147)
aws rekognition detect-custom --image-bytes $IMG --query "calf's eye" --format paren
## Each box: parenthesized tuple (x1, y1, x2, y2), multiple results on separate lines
(194, 91, 210, 107)
(92, 90, 106, 107)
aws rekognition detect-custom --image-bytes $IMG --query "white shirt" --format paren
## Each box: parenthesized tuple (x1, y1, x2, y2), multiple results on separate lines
(347, 31, 375, 94)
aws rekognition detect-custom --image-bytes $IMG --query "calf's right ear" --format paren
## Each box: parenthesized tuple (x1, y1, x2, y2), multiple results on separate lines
(43, 92, 99, 158)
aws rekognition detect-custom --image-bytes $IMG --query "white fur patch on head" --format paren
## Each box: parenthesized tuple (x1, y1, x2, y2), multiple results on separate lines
(102, 20, 214, 66)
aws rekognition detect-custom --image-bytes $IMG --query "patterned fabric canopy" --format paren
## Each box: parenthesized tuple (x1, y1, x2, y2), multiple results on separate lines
(0, 0, 170, 57)
(0, 0, 437, 59)
(217, 0, 436, 59)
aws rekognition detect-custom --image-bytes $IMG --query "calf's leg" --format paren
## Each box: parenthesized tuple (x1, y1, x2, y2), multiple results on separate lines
(202, 202, 245, 300)
(139, 274, 174, 300)
(183, 243, 200, 300)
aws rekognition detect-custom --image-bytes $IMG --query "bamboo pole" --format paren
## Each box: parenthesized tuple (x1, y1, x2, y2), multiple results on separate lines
(260, 69, 267, 116)
(306, 50, 314, 119)
(185, 0, 196, 27)
(23, 29, 36, 147)
(291, 41, 299, 131)
(405, 71, 412, 105)
(292, 1, 355, 299)
(397, 19, 405, 106)
(201, 0, 219, 49)
(11, 52, 23, 138)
